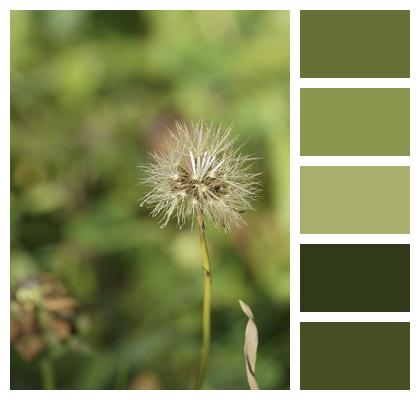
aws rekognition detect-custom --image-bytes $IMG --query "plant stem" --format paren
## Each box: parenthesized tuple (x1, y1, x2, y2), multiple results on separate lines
(193, 216, 212, 390)
(40, 358, 55, 390)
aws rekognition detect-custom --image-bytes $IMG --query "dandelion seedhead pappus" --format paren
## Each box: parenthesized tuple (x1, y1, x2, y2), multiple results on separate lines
(140, 120, 260, 231)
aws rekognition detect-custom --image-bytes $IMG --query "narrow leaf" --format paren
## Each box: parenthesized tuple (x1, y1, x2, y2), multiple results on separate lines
(239, 299, 259, 390)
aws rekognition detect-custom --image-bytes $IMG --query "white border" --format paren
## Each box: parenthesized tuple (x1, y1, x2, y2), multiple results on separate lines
(300, 234, 411, 244)
(2, 2, 11, 397)
(2, 1, 420, 398)
(409, 2, 417, 392)
(300, 156, 411, 166)
(2, 0, 416, 11)
(300, 313, 411, 322)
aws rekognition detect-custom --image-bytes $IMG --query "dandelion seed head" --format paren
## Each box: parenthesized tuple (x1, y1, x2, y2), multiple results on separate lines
(139, 120, 260, 231)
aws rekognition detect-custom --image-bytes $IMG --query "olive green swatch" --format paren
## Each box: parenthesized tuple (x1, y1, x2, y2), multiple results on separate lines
(300, 167, 410, 234)
(300, 244, 410, 312)
(300, 89, 410, 156)
(300, 322, 410, 389)
(300, 10, 410, 77)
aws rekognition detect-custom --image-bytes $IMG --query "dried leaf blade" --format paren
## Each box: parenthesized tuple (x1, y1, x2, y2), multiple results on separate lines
(239, 299, 259, 390)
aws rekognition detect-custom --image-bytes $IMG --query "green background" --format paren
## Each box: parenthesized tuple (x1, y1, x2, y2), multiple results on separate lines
(11, 10, 290, 389)
(300, 10, 410, 78)
(300, 89, 410, 156)
(300, 167, 410, 234)
(300, 322, 410, 389)
(300, 244, 410, 312)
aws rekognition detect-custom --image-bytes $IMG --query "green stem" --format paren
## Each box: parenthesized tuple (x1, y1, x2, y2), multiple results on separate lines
(193, 216, 212, 390)
(40, 358, 55, 390)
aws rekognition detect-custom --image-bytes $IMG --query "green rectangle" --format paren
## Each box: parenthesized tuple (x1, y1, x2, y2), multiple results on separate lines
(300, 167, 410, 234)
(300, 244, 410, 312)
(300, 322, 410, 389)
(301, 89, 410, 156)
(300, 10, 410, 78)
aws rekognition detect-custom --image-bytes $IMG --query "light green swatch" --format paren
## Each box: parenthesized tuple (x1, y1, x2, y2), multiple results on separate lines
(301, 89, 410, 156)
(301, 167, 410, 234)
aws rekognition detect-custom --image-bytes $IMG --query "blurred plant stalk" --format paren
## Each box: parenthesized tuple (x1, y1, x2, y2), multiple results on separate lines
(193, 214, 212, 389)
(39, 358, 55, 390)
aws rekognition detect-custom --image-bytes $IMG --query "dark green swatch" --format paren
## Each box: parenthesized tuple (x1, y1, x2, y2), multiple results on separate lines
(300, 322, 410, 389)
(301, 89, 410, 156)
(301, 167, 410, 234)
(300, 10, 410, 77)
(300, 244, 410, 312)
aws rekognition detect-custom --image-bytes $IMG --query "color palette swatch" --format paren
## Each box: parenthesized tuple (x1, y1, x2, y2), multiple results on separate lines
(300, 166, 410, 234)
(300, 10, 410, 78)
(300, 244, 410, 312)
(300, 322, 410, 389)
(299, 10, 410, 390)
(301, 89, 410, 156)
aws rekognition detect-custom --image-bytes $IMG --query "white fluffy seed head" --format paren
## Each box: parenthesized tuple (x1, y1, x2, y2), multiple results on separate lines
(139, 120, 260, 232)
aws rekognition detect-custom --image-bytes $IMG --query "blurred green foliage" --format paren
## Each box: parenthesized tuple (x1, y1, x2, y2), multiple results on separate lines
(11, 10, 290, 389)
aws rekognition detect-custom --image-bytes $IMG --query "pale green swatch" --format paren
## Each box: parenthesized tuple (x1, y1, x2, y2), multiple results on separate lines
(301, 167, 410, 234)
